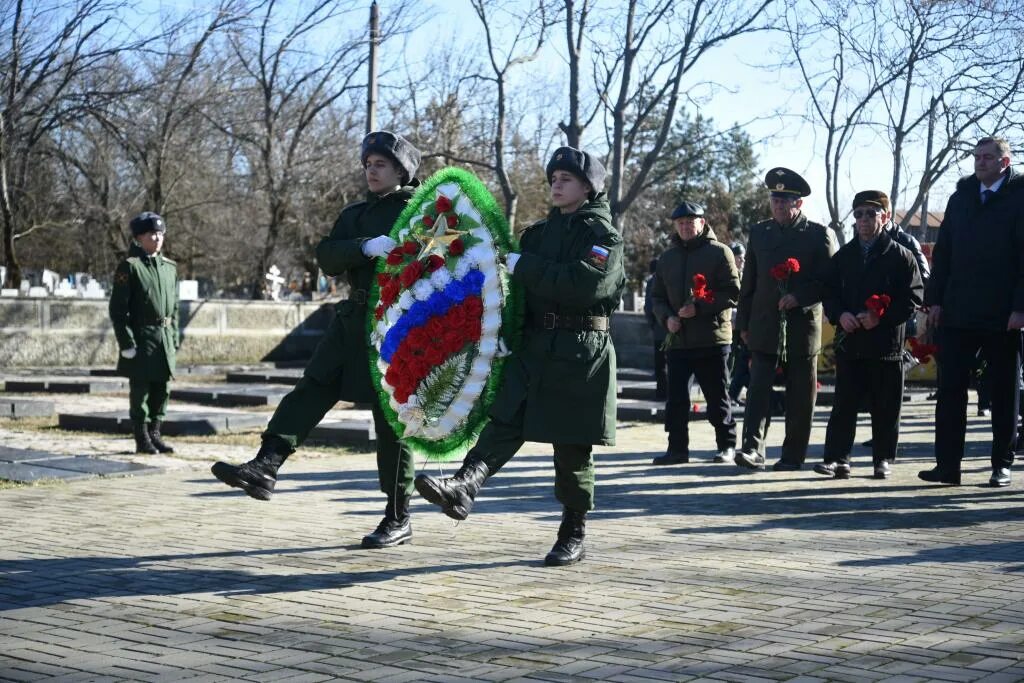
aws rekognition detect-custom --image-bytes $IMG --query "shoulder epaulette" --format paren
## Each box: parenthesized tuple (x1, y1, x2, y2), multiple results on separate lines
(582, 215, 617, 240)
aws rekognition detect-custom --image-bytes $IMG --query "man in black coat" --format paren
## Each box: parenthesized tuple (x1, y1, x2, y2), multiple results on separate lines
(922, 136, 1024, 487)
(814, 191, 923, 480)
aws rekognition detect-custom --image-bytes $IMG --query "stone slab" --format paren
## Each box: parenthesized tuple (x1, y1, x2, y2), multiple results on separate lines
(170, 384, 289, 407)
(225, 368, 304, 385)
(307, 418, 376, 448)
(27, 456, 159, 477)
(57, 410, 268, 435)
(0, 461, 94, 482)
(2, 375, 128, 393)
(0, 446, 161, 483)
(2, 398, 55, 418)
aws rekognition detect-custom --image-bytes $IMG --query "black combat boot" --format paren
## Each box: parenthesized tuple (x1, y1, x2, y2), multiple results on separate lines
(210, 435, 293, 501)
(133, 422, 158, 454)
(361, 492, 413, 549)
(544, 508, 586, 566)
(147, 420, 174, 454)
(414, 459, 489, 520)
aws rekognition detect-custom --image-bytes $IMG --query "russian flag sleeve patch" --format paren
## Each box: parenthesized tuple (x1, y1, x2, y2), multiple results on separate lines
(587, 244, 610, 269)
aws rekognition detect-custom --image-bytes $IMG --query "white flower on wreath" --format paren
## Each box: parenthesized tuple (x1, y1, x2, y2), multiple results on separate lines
(398, 289, 415, 310)
(412, 279, 434, 302)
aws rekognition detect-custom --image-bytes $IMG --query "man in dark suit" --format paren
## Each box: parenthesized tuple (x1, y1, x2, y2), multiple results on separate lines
(734, 168, 837, 471)
(921, 136, 1024, 487)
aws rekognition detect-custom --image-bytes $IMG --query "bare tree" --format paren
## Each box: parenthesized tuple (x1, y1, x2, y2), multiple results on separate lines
(220, 0, 411, 298)
(590, 0, 774, 231)
(0, 0, 145, 287)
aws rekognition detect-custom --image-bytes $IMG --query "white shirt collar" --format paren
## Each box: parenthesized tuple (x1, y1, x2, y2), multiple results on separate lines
(981, 172, 1007, 195)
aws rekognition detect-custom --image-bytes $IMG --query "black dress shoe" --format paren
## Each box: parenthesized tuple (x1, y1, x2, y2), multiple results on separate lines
(873, 461, 892, 479)
(652, 451, 688, 465)
(771, 460, 802, 472)
(918, 468, 961, 485)
(813, 462, 850, 478)
(990, 468, 1011, 487)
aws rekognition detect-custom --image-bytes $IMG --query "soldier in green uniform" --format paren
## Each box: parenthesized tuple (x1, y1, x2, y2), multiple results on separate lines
(734, 168, 837, 471)
(414, 146, 626, 566)
(108, 212, 180, 455)
(211, 131, 421, 549)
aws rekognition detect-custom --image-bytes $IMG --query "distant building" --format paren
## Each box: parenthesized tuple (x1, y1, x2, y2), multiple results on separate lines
(893, 209, 943, 246)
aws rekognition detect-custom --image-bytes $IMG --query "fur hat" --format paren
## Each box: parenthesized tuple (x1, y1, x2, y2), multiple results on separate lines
(546, 146, 606, 193)
(361, 131, 420, 184)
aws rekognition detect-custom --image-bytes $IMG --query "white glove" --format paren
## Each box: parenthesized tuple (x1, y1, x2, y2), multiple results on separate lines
(506, 252, 521, 273)
(120, 348, 137, 359)
(362, 235, 398, 258)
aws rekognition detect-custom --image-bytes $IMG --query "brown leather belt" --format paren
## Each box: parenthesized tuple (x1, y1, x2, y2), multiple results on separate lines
(533, 312, 609, 332)
(349, 288, 369, 305)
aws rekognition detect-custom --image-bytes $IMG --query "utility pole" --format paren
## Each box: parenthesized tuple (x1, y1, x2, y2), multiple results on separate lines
(366, 1, 379, 133)
(919, 96, 936, 240)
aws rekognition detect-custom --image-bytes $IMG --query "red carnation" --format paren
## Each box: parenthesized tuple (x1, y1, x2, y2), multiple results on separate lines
(446, 214, 459, 228)
(374, 304, 384, 320)
(376, 273, 390, 287)
(399, 260, 425, 288)
(386, 248, 404, 266)
(423, 215, 435, 228)
(402, 240, 419, 254)
(865, 293, 892, 318)
(449, 238, 465, 256)
(380, 279, 400, 306)
(427, 254, 445, 272)
(692, 273, 708, 290)
(435, 195, 452, 213)
(786, 257, 800, 274)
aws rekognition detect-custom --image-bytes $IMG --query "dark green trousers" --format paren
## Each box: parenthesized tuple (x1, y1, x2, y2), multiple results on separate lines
(128, 379, 169, 424)
(467, 410, 595, 512)
(741, 351, 818, 464)
(265, 374, 413, 496)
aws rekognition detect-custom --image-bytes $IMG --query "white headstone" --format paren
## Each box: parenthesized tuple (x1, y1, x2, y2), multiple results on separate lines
(1, 289, 18, 297)
(27, 286, 48, 298)
(178, 280, 199, 301)
(53, 280, 77, 298)
(82, 280, 105, 299)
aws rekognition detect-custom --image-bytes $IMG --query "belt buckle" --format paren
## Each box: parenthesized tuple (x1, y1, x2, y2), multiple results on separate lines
(543, 312, 557, 330)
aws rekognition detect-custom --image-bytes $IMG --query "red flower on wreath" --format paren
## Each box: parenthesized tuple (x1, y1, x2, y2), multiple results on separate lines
(423, 215, 435, 228)
(379, 278, 400, 307)
(385, 247, 404, 266)
(446, 214, 459, 228)
(427, 254, 445, 272)
(435, 195, 452, 213)
(449, 238, 465, 256)
(402, 240, 419, 254)
(399, 260, 425, 288)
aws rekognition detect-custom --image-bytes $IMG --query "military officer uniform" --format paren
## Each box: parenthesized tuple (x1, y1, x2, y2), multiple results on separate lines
(735, 168, 837, 471)
(414, 146, 626, 566)
(648, 201, 740, 464)
(212, 131, 421, 549)
(109, 212, 180, 455)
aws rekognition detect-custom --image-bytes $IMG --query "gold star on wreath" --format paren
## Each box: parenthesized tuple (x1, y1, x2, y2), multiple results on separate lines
(416, 218, 468, 259)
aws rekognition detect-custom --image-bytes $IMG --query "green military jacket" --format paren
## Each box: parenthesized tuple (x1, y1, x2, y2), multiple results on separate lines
(490, 194, 626, 445)
(650, 228, 740, 350)
(309, 184, 416, 402)
(109, 243, 180, 381)
(737, 213, 837, 356)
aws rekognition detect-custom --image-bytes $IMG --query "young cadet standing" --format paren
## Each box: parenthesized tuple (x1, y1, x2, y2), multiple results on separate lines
(414, 146, 626, 566)
(211, 131, 421, 549)
(648, 201, 740, 464)
(734, 168, 837, 472)
(109, 212, 180, 455)
(814, 191, 923, 480)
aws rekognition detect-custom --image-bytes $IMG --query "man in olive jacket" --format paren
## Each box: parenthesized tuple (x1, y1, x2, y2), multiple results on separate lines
(735, 168, 837, 471)
(212, 131, 422, 549)
(109, 212, 180, 455)
(814, 191, 923, 480)
(415, 146, 626, 567)
(649, 201, 740, 465)
(921, 136, 1024, 487)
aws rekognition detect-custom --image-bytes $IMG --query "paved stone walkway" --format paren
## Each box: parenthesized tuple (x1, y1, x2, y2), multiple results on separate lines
(3, 399, 1024, 681)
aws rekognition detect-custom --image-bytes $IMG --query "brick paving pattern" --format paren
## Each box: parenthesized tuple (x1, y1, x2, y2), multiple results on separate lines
(2, 399, 1024, 681)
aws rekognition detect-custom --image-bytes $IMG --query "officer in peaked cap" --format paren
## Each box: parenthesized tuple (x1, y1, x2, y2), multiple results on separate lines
(212, 131, 423, 551)
(109, 211, 179, 456)
(734, 166, 837, 473)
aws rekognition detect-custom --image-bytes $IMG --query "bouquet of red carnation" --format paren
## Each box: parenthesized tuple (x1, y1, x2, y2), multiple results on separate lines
(833, 292, 892, 352)
(661, 273, 714, 351)
(770, 258, 800, 363)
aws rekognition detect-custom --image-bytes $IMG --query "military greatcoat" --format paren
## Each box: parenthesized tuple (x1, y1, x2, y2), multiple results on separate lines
(490, 194, 626, 445)
(737, 213, 836, 356)
(109, 242, 180, 381)
(309, 184, 417, 403)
